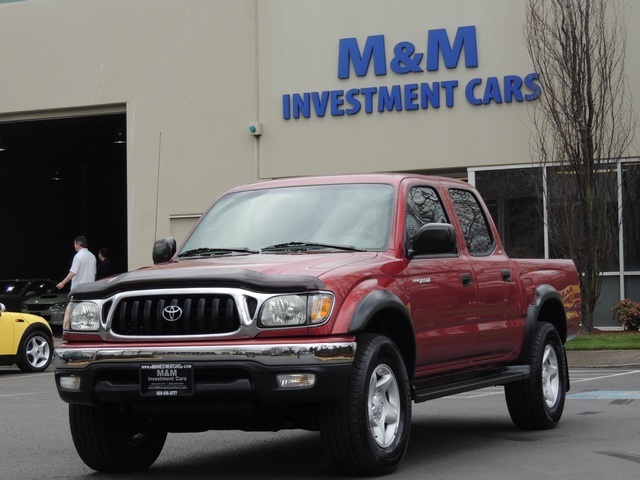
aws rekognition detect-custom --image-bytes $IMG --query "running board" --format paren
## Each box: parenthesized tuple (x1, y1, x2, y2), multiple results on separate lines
(412, 365, 530, 403)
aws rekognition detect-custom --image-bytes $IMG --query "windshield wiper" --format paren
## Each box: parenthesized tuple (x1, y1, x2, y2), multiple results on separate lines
(177, 247, 259, 258)
(261, 241, 364, 253)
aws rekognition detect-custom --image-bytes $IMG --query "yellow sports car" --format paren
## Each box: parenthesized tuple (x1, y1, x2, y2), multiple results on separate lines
(0, 302, 54, 372)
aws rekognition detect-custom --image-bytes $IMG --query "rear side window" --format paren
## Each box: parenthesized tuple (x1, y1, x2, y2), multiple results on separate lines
(448, 188, 493, 255)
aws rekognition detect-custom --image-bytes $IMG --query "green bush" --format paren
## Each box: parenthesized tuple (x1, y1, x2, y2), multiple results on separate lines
(612, 299, 640, 331)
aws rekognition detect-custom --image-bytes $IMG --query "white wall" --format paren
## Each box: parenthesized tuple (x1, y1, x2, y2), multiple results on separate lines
(0, 0, 260, 269)
(258, 0, 543, 177)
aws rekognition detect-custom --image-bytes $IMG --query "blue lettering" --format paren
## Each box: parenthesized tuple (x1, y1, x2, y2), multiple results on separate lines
(330, 90, 345, 116)
(441, 80, 458, 107)
(404, 84, 419, 110)
(311, 91, 330, 117)
(378, 85, 403, 112)
(420, 82, 440, 108)
(482, 77, 503, 104)
(283, 94, 291, 119)
(338, 35, 387, 79)
(503, 75, 524, 103)
(292, 93, 311, 119)
(361, 87, 377, 113)
(465, 78, 482, 105)
(345, 89, 362, 115)
(524, 73, 542, 101)
(427, 26, 478, 71)
(390, 42, 424, 74)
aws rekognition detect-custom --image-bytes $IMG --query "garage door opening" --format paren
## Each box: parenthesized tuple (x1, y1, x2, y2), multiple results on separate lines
(0, 113, 127, 282)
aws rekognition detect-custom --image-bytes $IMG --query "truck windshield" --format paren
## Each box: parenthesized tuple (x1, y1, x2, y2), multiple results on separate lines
(179, 183, 395, 254)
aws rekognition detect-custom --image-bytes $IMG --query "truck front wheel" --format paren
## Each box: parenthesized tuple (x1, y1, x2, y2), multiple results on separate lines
(505, 321, 567, 429)
(320, 334, 412, 476)
(69, 403, 167, 472)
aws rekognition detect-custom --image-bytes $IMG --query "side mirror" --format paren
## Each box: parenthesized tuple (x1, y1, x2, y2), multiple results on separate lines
(152, 237, 177, 264)
(411, 223, 457, 256)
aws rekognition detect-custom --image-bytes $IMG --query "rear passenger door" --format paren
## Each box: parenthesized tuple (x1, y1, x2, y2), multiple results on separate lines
(448, 188, 523, 360)
(404, 184, 479, 372)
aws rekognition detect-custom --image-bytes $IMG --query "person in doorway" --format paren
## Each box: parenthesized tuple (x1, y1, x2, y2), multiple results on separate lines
(56, 235, 97, 292)
(96, 247, 113, 280)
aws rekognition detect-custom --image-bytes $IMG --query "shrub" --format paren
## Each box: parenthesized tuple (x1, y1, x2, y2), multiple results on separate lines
(612, 299, 640, 331)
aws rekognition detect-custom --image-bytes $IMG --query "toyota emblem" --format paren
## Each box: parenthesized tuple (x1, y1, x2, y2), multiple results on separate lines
(162, 305, 183, 322)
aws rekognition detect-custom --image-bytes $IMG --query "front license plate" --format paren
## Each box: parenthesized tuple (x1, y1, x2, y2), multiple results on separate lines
(140, 363, 194, 397)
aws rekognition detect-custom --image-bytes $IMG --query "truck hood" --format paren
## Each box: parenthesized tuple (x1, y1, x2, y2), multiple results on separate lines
(73, 252, 379, 298)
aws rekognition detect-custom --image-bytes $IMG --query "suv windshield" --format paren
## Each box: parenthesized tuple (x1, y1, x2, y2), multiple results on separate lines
(0, 281, 26, 295)
(179, 183, 395, 254)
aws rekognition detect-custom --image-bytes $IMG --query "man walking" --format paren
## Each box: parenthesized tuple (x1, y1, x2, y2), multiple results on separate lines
(57, 235, 97, 292)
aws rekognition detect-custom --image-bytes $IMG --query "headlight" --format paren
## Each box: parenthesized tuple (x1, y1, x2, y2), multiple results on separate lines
(259, 293, 334, 327)
(66, 301, 100, 331)
(49, 302, 68, 310)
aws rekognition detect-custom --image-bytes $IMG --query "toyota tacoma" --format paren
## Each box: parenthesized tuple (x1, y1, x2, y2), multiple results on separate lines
(54, 173, 581, 476)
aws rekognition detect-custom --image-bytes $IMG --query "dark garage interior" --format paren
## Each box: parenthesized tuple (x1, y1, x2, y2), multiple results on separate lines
(0, 113, 128, 283)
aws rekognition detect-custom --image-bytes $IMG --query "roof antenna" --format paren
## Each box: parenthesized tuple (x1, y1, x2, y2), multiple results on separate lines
(154, 132, 162, 241)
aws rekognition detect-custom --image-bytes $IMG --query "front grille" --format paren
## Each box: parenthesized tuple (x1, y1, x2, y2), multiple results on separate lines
(110, 294, 241, 336)
(24, 305, 48, 312)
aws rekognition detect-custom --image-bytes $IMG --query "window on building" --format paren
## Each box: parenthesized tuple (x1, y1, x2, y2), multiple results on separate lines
(546, 166, 619, 270)
(622, 162, 640, 272)
(471, 159, 639, 327)
(625, 276, 640, 302)
(594, 275, 625, 327)
(475, 168, 543, 258)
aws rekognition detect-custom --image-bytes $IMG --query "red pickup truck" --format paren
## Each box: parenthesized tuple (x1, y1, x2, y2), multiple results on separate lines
(54, 173, 581, 476)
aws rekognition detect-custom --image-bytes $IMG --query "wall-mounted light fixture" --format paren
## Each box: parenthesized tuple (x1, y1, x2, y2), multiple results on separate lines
(248, 122, 262, 136)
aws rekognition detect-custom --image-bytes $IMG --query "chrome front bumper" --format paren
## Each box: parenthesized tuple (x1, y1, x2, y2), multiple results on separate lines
(54, 340, 356, 368)
(54, 339, 357, 406)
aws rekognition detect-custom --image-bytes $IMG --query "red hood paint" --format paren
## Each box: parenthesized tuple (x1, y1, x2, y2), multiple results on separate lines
(155, 251, 380, 277)
(76, 251, 395, 299)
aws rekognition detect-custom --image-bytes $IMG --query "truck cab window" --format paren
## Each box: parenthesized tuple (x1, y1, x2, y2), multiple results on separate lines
(405, 186, 447, 248)
(449, 188, 493, 255)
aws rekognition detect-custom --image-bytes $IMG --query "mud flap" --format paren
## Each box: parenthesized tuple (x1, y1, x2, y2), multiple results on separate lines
(563, 346, 570, 392)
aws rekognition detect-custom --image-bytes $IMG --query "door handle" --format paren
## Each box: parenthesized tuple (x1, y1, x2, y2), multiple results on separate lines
(461, 273, 473, 287)
(501, 269, 512, 282)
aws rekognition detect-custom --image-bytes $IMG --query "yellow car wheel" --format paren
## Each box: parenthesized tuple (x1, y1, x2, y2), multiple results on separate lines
(17, 330, 53, 373)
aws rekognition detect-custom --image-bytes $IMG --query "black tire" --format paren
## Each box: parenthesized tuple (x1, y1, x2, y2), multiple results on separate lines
(16, 331, 53, 373)
(319, 334, 412, 476)
(505, 322, 567, 430)
(69, 403, 167, 472)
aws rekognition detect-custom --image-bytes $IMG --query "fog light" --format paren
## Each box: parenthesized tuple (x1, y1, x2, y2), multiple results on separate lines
(59, 376, 81, 391)
(276, 373, 316, 389)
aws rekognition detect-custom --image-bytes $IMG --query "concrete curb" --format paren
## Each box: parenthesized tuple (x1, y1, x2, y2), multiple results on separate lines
(566, 350, 640, 369)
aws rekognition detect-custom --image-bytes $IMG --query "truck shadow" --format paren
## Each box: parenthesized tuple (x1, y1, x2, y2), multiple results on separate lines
(73, 416, 534, 479)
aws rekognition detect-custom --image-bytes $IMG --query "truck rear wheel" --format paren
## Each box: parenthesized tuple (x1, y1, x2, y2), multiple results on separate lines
(320, 334, 412, 476)
(69, 403, 167, 472)
(505, 321, 566, 429)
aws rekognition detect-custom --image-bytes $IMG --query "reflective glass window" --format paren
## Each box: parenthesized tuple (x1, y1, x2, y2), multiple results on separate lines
(475, 168, 543, 258)
(622, 163, 640, 270)
(547, 167, 619, 270)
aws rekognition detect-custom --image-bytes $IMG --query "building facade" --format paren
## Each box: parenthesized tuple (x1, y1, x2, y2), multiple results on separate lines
(0, 0, 638, 326)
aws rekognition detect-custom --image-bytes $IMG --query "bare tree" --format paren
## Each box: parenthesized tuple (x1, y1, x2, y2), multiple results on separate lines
(524, 0, 637, 332)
